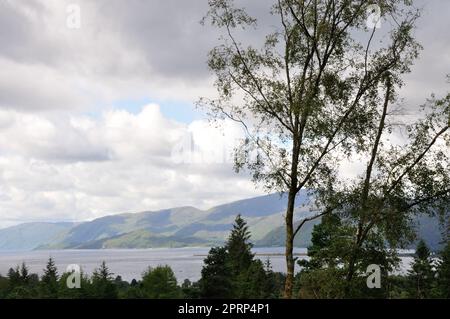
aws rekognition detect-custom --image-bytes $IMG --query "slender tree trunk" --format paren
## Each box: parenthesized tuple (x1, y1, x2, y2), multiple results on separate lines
(346, 254, 357, 282)
(284, 188, 297, 299)
(284, 130, 300, 298)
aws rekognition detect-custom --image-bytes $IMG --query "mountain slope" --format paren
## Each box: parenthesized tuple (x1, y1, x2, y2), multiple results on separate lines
(0, 222, 74, 251)
(40, 192, 310, 249)
(72, 229, 209, 249)
(0, 192, 445, 251)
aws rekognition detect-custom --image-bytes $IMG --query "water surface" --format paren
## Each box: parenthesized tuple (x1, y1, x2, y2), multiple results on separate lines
(0, 247, 412, 282)
(0, 247, 303, 282)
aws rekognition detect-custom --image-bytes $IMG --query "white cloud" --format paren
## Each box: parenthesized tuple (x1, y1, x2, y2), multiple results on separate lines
(0, 105, 262, 228)
(0, 0, 449, 228)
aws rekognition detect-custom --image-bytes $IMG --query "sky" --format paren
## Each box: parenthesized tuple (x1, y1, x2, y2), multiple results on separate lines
(0, 0, 449, 228)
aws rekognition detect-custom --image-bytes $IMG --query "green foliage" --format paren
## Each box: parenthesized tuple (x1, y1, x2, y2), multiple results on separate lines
(0, 217, 446, 300)
(90, 261, 118, 299)
(181, 279, 201, 299)
(200, 246, 233, 299)
(40, 258, 59, 298)
(200, 215, 280, 299)
(225, 214, 266, 297)
(226, 214, 254, 275)
(298, 215, 398, 298)
(407, 240, 436, 298)
(0, 275, 8, 298)
(4, 263, 39, 299)
(297, 268, 348, 299)
(237, 259, 272, 299)
(201, 0, 426, 298)
(58, 271, 92, 299)
(436, 241, 450, 298)
(263, 259, 286, 299)
(141, 265, 181, 299)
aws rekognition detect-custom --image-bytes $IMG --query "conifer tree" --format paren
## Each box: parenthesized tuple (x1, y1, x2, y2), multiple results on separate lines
(5, 263, 36, 299)
(436, 241, 450, 298)
(7, 267, 21, 288)
(20, 262, 30, 285)
(225, 214, 254, 276)
(41, 258, 59, 298)
(91, 261, 118, 299)
(58, 270, 92, 299)
(199, 247, 233, 299)
(408, 240, 435, 298)
(141, 265, 180, 299)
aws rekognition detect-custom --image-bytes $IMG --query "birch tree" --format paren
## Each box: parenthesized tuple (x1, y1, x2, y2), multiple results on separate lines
(201, 0, 421, 298)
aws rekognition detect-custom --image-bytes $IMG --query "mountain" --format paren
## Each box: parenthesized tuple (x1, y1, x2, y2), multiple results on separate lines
(0, 222, 74, 251)
(0, 192, 445, 251)
(38, 192, 305, 250)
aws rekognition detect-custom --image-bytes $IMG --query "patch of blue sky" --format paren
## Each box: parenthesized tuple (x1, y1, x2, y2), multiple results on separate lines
(80, 96, 206, 124)
(113, 98, 205, 124)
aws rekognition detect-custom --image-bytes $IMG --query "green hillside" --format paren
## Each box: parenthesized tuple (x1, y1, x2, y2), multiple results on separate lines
(0, 222, 74, 250)
(0, 192, 445, 251)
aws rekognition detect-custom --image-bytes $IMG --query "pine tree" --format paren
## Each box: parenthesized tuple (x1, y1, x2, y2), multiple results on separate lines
(226, 215, 266, 297)
(225, 215, 254, 276)
(7, 267, 21, 288)
(436, 241, 450, 298)
(0, 275, 8, 299)
(19, 262, 30, 285)
(91, 261, 118, 299)
(58, 270, 92, 299)
(263, 258, 283, 298)
(238, 259, 271, 299)
(199, 247, 233, 298)
(408, 240, 435, 299)
(93, 261, 113, 281)
(5, 263, 36, 299)
(141, 265, 180, 299)
(181, 279, 201, 299)
(41, 258, 59, 298)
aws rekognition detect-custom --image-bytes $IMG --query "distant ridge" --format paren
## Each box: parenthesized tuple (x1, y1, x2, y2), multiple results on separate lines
(0, 191, 444, 251)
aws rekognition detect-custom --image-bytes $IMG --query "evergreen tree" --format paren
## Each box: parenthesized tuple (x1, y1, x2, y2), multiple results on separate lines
(141, 265, 180, 299)
(181, 279, 201, 299)
(91, 261, 118, 299)
(225, 214, 254, 276)
(0, 275, 8, 299)
(58, 270, 92, 299)
(199, 247, 233, 299)
(408, 240, 435, 299)
(121, 278, 145, 299)
(225, 214, 265, 297)
(5, 263, 37, 299)
(238, 259, 270, 299)
(40, 258, 59, 298)
(7, 267, 21, 288)
(263, 259, 284, 299)
(436, 241, 450, 298)
(19, 262, 30, 285)
(200, 215, 274, 299)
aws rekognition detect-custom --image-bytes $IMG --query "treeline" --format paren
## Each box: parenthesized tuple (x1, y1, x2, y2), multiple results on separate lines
(0, 215, 285, 299)
(0, 215, 448, 299)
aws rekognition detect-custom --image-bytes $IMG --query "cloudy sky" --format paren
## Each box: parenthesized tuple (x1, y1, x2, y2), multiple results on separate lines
(0, 0, 449, 228)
